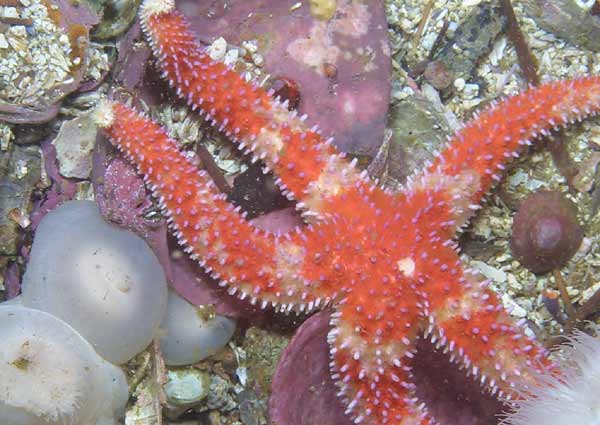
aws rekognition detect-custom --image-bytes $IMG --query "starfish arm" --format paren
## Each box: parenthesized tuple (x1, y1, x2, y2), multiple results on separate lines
(419, 245, 554, 399)
(94, 100, 339, 313)
(327, 287, 435, 424)
(138, 0, 366, 220)
(406, 76, 600, 231)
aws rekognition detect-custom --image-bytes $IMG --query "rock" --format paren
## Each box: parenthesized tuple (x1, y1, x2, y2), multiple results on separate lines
(53, 110, 98, 179)
(0, 144, 42, 256)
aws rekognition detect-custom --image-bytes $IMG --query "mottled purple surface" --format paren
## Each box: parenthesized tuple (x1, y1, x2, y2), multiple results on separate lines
(30, 137, 78, 230)
(167, 244, 261, 319)
(270, 311, 505, 425)
(270, 311, 352, 425)
(177, 0, 391, 156)
(412, 340, 505, 425)
(0, 103, 62, 125)
(52, 0, 98, 28)
(113, 22, 153, 94)
(92, 136, 175, 292)
(93, 137, 162, 236)
(251, 207, 303, 233)
(112, 20, 175, 107)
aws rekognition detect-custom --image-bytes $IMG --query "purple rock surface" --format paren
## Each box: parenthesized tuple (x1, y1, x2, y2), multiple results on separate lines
(250, 207, 303, 233)
(3, 262, 21, 301)
(167, 244, 260, 319)
(270, 311, 352, 425)
(177, 0, 391, 156)
(30, 137, 78, 230)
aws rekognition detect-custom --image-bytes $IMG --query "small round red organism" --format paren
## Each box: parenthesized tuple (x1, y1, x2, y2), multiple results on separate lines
(270, 77, 301, 111)
(322, 62, 338, 80)
(510, 191, 584, 274)
(423, 60, 453, 90)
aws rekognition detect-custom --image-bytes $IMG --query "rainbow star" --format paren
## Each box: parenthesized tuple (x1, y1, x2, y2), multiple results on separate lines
(95, 0, 600, 423)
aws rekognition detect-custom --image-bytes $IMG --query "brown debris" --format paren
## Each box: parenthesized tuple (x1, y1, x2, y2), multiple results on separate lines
(548, 271, 600, 346)
(431, 2, 507, 90)
(499, 0, 539, 86)
(500, 0, 579, 187)
(523, 0, 600, 52)
(411, 0, 435, 58)
(195, 137, 231, 195)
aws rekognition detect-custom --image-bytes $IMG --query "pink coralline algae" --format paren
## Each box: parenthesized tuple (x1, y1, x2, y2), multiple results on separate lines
(176, 0, 391, 156)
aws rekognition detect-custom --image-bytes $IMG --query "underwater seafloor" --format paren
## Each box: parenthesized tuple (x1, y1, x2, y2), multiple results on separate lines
(1, 0, 600, 424)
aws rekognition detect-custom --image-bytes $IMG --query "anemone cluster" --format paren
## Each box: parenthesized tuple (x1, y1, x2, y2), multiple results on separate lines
(1, 200, 236, 424)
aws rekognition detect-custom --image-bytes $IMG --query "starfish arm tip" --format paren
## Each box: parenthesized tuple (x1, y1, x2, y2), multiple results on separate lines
(140, 0, 175, 20)
(93, 99, 116, 129)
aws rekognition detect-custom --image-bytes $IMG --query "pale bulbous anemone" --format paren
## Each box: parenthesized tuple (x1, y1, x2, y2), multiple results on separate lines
(160, 290, 236, 366)
(0, 305, 128, 425)
(21, 200, 168, 364)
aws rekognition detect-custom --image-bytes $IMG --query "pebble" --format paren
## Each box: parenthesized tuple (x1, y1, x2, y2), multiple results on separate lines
(52, 110, 98, 179)
(472, 260, 507, 283)
(453, 77, 466, 91)
(164, 369, 211, 407)
(308, 0, 336, 20)
(207, 37, 227, 61)
(223, 48, 239, 66)
(2, 7, 18, 18)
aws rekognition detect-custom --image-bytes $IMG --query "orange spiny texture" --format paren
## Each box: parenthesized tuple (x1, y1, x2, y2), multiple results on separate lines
(96, 0, 600, 423)
(99, 101, 340, 311)
(429, 77, 600, 211)
(141, 5, 345, 212)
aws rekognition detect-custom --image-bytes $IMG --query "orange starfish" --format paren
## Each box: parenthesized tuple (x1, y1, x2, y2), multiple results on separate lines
(95, 0, 600, 423)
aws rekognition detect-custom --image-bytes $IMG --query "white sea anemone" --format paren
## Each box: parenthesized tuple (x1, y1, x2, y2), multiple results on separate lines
(0, 305, 128, 425)
(20, 200, 168, 364)
(160, 290, 236, 366)
(501, 326, 600, 425)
